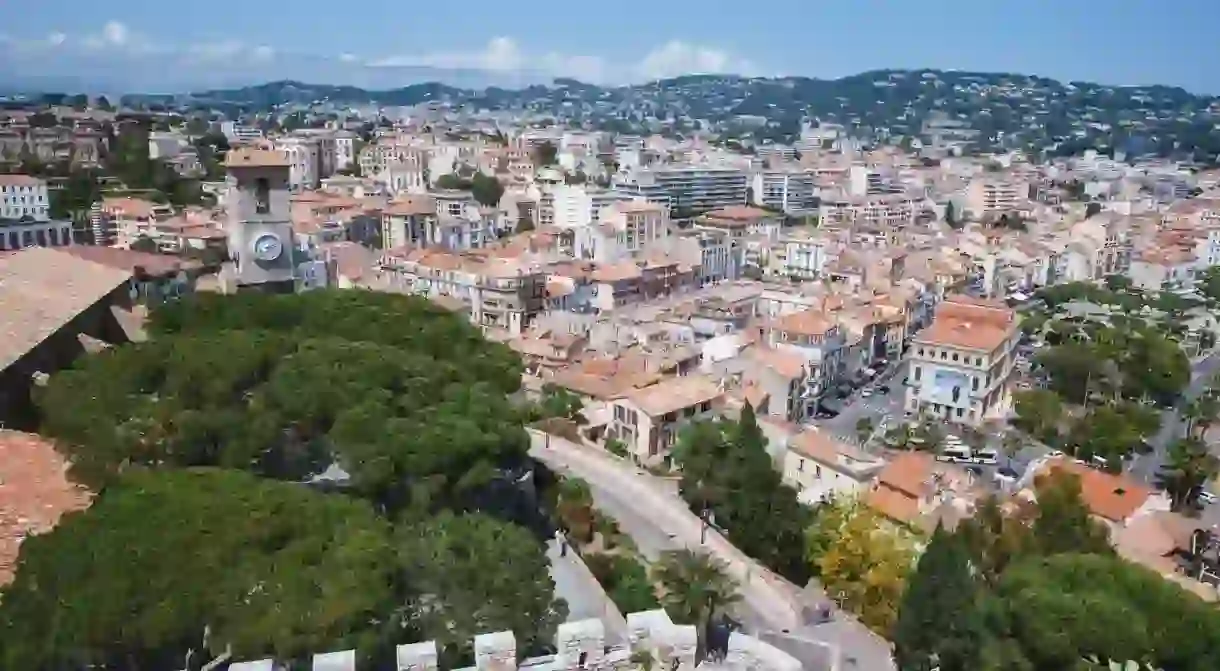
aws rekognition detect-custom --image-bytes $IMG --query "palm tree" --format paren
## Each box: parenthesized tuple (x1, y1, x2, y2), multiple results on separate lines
(1157, 437, 1220, 512)
(653, 550, 741, 659)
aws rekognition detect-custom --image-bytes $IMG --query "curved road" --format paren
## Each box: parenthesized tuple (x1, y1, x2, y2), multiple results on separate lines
(529, 430, 895, 671)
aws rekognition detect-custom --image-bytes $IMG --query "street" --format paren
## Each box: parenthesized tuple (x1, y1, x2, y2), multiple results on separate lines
(814, 360, 908, 446)
(529, 430, 896, 671)
(1127, 352, 1220, 485)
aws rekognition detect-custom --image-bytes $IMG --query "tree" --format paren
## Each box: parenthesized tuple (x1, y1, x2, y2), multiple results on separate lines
(855, 416, 875, 443)
(397, 512, 567, 667)
(129, 235, 158, 253)
(556, 476, 596, 543)
(1157, 437, 1220, 512)
(673, 418, 811, 583)
(436, 172, 470, 190)
(653, 550, 740, 657)
(806, 498, 915, 634)
(1012, 389, 1063, 444)
(984, 553, 1220, 671)
(1103, 274, 1133, 292)
(38, 292, 527, 512)
(1029, 470, 1113, 556)
(538, 384, 586, 422)
(534, 141, 558, 166)
(893, 528, 982, 671)
(470, 172, 505, 208)
(944, 201, 959, 228)
(96, 95, 114, 111)
(1085, 202, 1103, 218)
(0, 469, 399, 670)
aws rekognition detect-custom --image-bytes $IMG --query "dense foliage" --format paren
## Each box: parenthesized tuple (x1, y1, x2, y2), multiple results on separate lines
(6, 290, 564, 669)
(892, 471, 1220, 671)
(672, 405, 812, 583)
(397, 512, 567, 667)
(0, 469, 399, 670)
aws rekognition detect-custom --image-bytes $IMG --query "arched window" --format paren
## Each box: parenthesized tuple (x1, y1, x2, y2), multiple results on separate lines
(254, 177, 270, 214)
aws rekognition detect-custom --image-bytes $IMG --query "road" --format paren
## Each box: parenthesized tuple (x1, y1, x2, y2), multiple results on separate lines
(529, 431, 896, 671)
(547, 538, 628, 643)
(1127, 352, 1220, 484)
(815, 360, 908, 446)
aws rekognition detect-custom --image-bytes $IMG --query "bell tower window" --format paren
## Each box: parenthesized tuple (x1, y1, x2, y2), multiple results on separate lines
(254, 178, 270, 214)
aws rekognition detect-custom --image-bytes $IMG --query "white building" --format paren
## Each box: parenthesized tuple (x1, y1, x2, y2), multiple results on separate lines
(0, 175, 50, 221)
(751, 171, 817, 213)
(905, 296, 1019, 426)
(0, 219, 74, 250)
(573, 201, 670, 263)
(273, 136, 320, 192)
(550, 185, 626, 230)
(782, 429, 886, 505)
(615, 165, 748, 215)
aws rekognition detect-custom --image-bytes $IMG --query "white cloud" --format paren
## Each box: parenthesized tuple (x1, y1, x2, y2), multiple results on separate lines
(370, 36, 525, 72)
(46, 32, 67, 47)
(635, 41, 753, 80)
(251, 45, 275, 61)
(339, 52, 358, 63)
(367, 37, 755, 83)
(102, 21, 129, 46)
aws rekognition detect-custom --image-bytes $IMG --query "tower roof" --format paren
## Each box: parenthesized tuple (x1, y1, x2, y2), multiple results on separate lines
(226, 147, 290, 168)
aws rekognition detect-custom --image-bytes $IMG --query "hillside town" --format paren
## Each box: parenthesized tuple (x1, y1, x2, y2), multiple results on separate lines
(3, 91, 1220, 671)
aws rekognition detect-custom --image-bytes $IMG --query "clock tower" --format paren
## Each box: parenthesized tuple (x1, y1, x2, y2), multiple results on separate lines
(225, 146, 296, 292)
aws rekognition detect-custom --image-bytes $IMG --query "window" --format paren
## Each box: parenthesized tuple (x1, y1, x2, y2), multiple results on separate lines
(956, 407, 964, 418)
(972, 377, 979, 392)
(952, 353, 959, 362)
(798, 458, 804, 472)
(940, 351, 947, 360)
(254, 178, 271, 214)
(914, 366, 921, 381)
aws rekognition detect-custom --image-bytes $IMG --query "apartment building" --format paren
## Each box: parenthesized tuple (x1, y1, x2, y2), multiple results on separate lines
(671, 228, 740, 286)
(818, 193, 916, 229)
(783, 429, 885, 505)
(771, 229, 834, 281)
(379, 247, 546, 335)
(905, 296, 1019, 426)
(614, 165, 748, 215)
(765, 309, 847, 417)
(220, 121, 264, 143)
(0, 175, 49, 221)
(381, 195, 438, 250)
(607, 375, 722, 461)
(966, 176, 1025, 220)
(273, 136, 320, 192)
(751, 171, 818, 213)
(551, 185, 626, 230)
(573, 201, 670, 263)
(101, 197, 175, 249)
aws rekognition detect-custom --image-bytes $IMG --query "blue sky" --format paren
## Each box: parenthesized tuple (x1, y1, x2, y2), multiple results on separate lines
(3, 0, 1219, 92)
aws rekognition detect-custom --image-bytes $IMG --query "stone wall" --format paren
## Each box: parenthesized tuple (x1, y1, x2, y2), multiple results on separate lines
(226, 609, 800, 671)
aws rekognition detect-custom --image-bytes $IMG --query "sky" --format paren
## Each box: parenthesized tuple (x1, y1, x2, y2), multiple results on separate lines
(2, 0, 1219, 93)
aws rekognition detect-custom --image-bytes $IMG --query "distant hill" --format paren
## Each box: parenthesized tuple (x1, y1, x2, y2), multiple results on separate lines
(89, 69, 1220, 163)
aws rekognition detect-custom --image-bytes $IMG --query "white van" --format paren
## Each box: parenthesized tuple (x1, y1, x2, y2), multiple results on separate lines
(937, 446, 972, 463)
(972, 448, 999, 465)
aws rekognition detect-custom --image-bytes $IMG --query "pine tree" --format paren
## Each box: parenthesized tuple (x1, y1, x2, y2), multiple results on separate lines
(893, 527, 981, 671)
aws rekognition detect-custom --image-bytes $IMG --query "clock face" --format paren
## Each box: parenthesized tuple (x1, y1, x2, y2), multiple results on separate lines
(251, 233, 283, 262)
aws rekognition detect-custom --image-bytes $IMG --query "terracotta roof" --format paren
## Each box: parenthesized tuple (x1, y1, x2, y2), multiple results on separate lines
(57, 245, 199, 277)
(914, 295, 1016, 352)
(0, 247, 134, 370)
(0, 431, 93, 585)
(774, 309, 834, 337)
(384, 195, 436, 217)
(875, 452, 938, 497)
(789, 429, 877, 470)
(0, 174, 43, 187)
(703, 205, 773, 223)
(624, 375, 722, 417)
(865, 486, 921, 524)
(1040, 457, 1152, 523)
(749, 345, 806, 379)
(225, 147, 290, 168)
